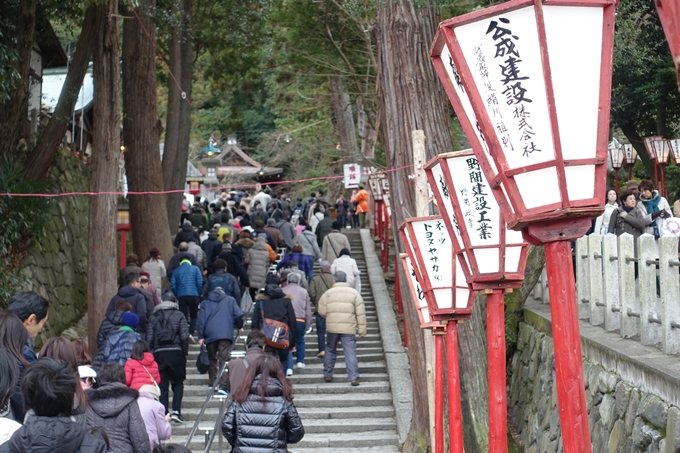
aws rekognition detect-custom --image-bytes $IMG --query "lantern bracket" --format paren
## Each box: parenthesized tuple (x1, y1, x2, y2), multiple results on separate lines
(522, 217, 593, 245)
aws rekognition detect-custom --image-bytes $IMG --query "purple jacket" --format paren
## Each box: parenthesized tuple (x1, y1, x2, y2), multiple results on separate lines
(136, 392, 172, 449)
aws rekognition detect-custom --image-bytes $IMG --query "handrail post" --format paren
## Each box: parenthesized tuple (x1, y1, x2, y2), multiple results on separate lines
(588, 234, 605, 326)
(602, 234, 620, 331)
(618, 233, 638, 338)
(639, 234, 660, 346)
(659, 236, 680, 354)
(575, 237, 590, 320)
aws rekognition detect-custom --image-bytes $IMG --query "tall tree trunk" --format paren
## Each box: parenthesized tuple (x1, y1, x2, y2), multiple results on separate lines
(25, 7, 97, 180)
(0, 0, 36, 157)
(162, 0, 182, 231)
(331, 77, 358, 163)
(375, 1, 489, 450)
(89, 0, 120, 358)
(123, 0, 174, 262)
(163, 0, 193, 233)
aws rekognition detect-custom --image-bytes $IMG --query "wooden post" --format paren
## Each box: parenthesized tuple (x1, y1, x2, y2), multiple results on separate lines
(486, 289, 508, 453)
(618, 233, 639, 338)
(575, 237, 590, 320)
(638, 234, 660, 346)
(602, 234, 620, 331)
(659, 236, 680, 354)
(587, 234, 605, 326)
(412, 129, 437, 450)
(544, 240, 592, 453)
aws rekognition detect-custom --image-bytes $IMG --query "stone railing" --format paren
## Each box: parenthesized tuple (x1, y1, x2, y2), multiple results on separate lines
(531, 233, 680, 355)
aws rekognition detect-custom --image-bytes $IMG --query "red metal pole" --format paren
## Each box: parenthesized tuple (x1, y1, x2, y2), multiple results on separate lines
(614, 171, 619, 191)
(395, 255, 403, 314)
(627, 165, 632, 181)
(434, 332, 445, 453)
(382, 203, 389, 272)
(487, 289, 508, 453)
(446, 320, 464, 453)
(544, 241, 592, 453)
(661, 165, 666, 197)
(377, 201, 383, 242)
(119, 229, 127, 270)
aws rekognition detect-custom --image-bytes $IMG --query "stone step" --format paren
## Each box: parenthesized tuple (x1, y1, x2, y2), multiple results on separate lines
(184, 372, 388, 386)
(175, 430, 400, 451)
(182, 380, 389, 395)
(171, 391, 394, 409)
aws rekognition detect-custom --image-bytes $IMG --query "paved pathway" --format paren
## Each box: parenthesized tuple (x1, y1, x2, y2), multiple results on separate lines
(172, 228, 401, 452)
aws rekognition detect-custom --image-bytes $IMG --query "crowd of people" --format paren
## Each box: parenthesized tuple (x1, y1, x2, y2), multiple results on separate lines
(0, 185, 370, 452)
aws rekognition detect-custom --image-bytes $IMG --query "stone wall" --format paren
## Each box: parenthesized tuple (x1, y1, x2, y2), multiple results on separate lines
(509, 317, 680, 453)
(21, 150, 89, 341)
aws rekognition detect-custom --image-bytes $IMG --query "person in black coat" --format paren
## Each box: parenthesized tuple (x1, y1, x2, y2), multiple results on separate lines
(201, 230, 222, 266)
(216, 244, 250, 288)
(250, 283, 297, 371)
(173, 221, 200, 248)
(222, 354, 304, 453)
(166, 244, 200, 279)
(0, 357, 107, 453)
(146, 292, 190, 422)
(106, 273, 148, 333)
(96, 299, 133, 350)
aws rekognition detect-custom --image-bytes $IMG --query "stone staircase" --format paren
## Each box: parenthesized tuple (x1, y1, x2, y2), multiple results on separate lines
(171, 228, 401, 452)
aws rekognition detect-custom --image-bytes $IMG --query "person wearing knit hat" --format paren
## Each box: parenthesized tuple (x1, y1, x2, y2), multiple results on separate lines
(626, 180, 639, 193)
(137, 384, 172, 449)
(93, 312, 142, 368)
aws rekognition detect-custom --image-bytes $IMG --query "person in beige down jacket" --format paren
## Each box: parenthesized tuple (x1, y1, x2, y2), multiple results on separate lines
(317, 271, 366, 386)
(321, 222, 351, 263)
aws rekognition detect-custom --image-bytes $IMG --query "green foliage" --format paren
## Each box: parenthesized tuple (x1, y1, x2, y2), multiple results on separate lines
(611, 0, 680, 136)
(0, 155, 52, 305)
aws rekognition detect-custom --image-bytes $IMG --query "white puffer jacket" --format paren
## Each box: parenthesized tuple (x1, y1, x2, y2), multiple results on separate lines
(317, 283, 366, 336)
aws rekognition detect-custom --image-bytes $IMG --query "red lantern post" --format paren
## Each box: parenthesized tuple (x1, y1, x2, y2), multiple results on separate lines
(425, 150, 530, 453)
(609, 141, 624, 190)
(623, 144, 638, 181)
(431, 1, 618, 451)
(653, 138, 671, 197)
(400, 216, 474, 453)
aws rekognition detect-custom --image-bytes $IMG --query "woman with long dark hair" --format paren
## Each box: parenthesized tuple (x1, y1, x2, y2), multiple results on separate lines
(0, 349, 20, 443)
(0, 312, 28, 422)
(142, 247, 166, 292)
(38, 337, 89, 427)
(222, 354, 304, 452)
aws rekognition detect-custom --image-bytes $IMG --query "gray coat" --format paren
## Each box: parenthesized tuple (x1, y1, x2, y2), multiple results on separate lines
(85, 383, 150, 453)
(275, 220, 295, 249)
(246, 237, 271, 290)
(294, 230, 321, 260)
(608, 206, 647, 256)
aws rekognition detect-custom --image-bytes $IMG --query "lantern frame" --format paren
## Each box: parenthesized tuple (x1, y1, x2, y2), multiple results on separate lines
(643, 136, 661, 161)
(399, 216, 475, 320)
(368, 172, 384, 201)
(609, 143, 624, 170)
(399, 253, 444, 330)
(424, 150, 529, 290)
(623, 144, 638, 166)
(670, 139, 680, 164)
(653, 138, 671, 165)
(430, 0, 617, 231)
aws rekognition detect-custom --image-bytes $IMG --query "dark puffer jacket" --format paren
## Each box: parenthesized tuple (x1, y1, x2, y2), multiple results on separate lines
(0, 414, 106, 453)
(85, 383, 151, 453)
(221, 375, 304, 453)
(96, 309, 125, 349)
(93, 329, 142, 368)
(146, 301, 190, 355)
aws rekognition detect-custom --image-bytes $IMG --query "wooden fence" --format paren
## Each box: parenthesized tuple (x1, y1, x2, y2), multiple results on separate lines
(530, 233, 680, 355)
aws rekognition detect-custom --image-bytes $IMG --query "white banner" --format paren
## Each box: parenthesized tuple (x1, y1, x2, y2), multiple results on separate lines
(343, 163, 361, 189)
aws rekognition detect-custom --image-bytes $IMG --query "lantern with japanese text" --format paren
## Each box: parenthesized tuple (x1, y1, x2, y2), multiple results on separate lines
(425, 149, 529, 453)
(623, 144, 638, 180)
(399, 216, 474, 320)
(424, 150, 529, 290)
(670, 139, 680, 168)
(430, 1, 618, 452)
(609, 141, 624, 190)
(654, 138, 671, 196)
(399, 253, 441, 330)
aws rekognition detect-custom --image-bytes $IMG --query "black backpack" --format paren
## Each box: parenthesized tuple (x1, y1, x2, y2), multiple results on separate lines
(154, 311, 176, 346)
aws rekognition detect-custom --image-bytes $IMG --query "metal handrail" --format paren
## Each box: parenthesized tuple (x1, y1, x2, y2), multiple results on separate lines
(184, 329, 246, 450)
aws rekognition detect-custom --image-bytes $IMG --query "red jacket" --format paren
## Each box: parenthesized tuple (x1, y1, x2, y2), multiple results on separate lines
(124, 352, 161, 390)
